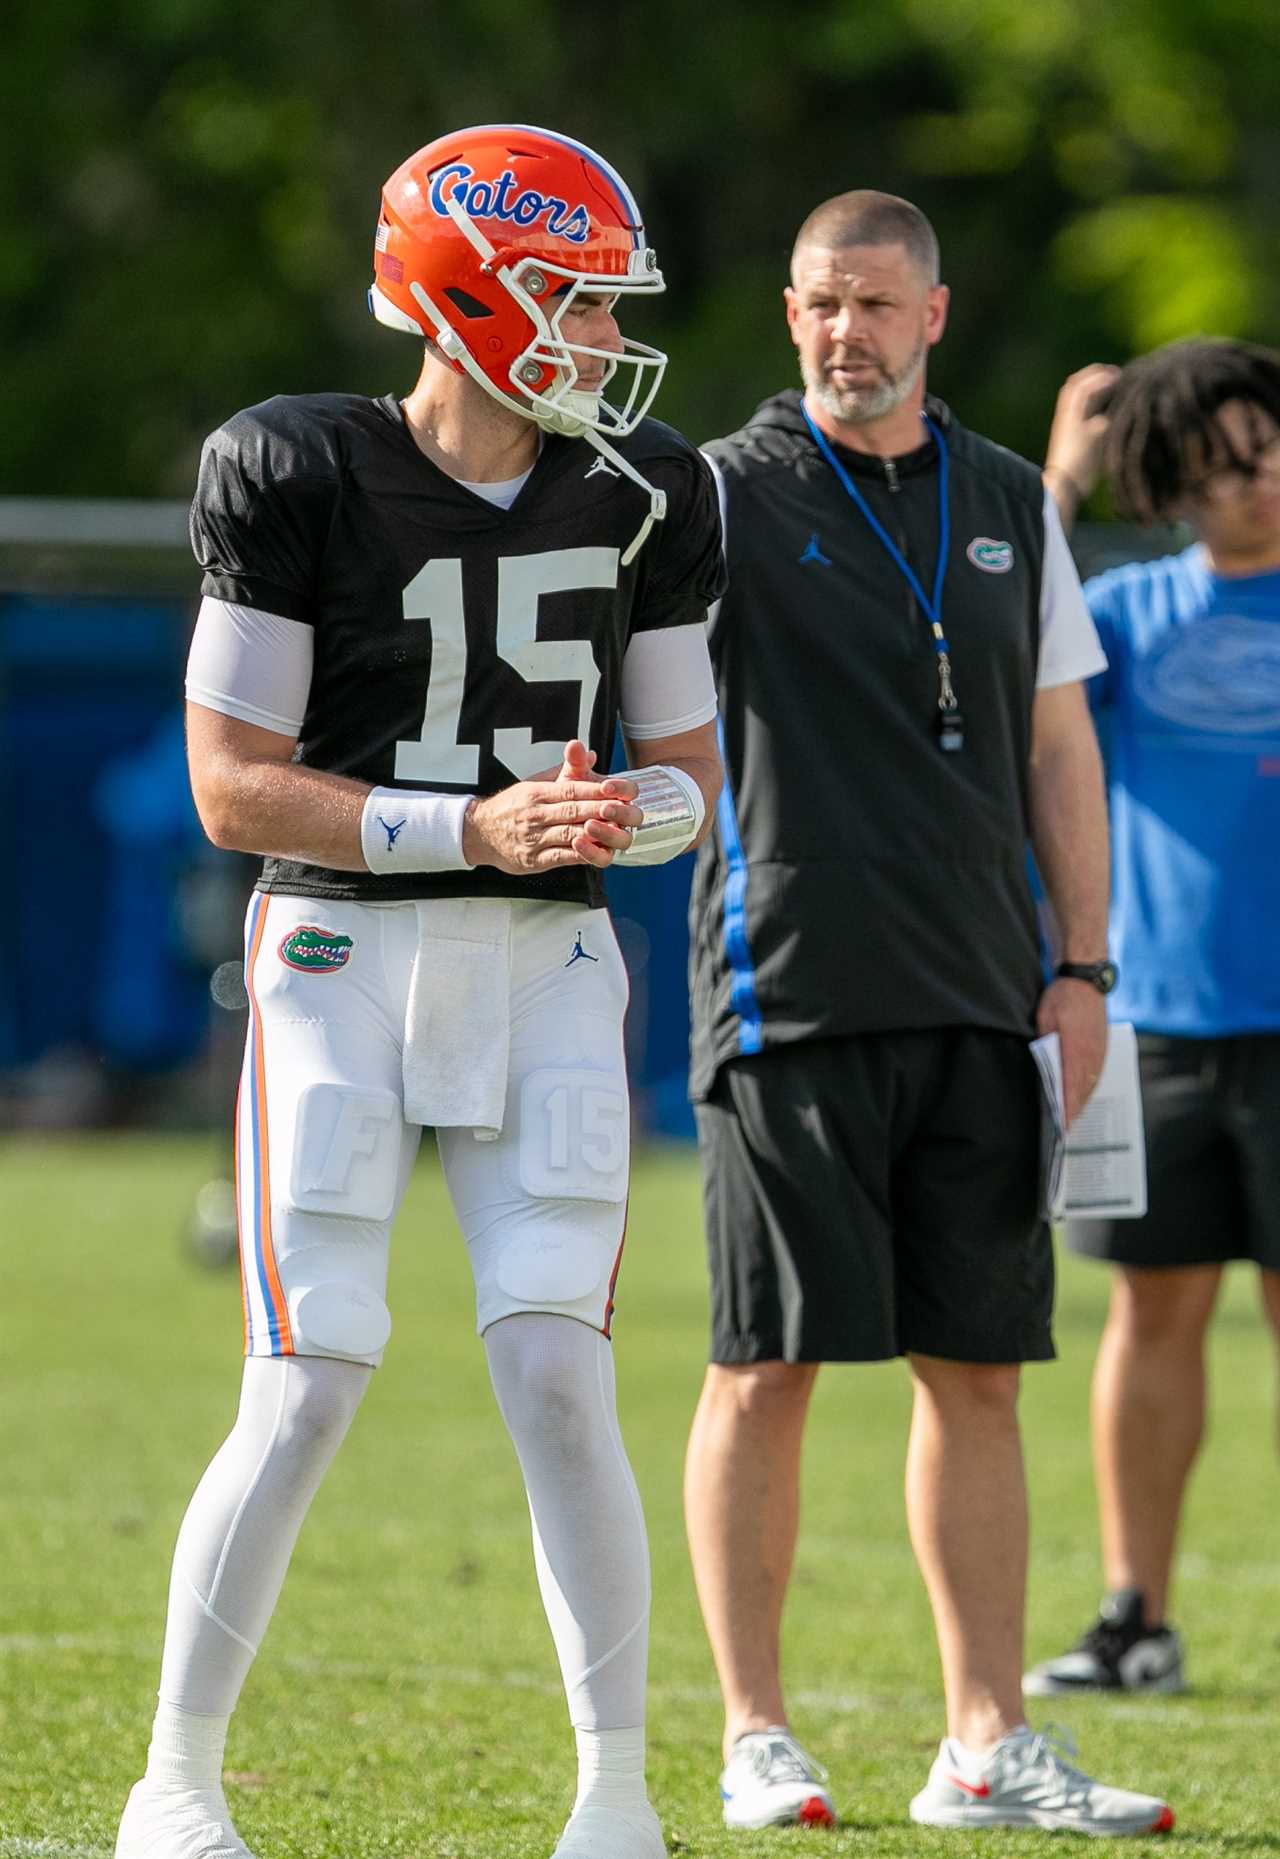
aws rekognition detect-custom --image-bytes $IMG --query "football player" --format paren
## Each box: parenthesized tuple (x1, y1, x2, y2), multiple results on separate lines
(114, 123, 723, 1859)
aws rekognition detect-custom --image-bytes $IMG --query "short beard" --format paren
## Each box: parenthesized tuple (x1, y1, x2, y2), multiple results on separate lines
(803, 332, 927, 425)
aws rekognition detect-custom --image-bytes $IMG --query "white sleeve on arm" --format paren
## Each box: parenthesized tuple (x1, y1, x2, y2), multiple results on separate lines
(619, 623, 719, 740)
(185, 596, 314, 735)
(1035, 488, 1109, 689)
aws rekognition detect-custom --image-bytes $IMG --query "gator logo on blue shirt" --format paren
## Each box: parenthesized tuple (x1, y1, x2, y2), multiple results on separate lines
(967, 536, 1014, 574)
(429, 163, 591, 244)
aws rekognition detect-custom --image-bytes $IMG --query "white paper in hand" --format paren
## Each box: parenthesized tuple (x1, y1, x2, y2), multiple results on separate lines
(1031, 1022, 1147, 1220)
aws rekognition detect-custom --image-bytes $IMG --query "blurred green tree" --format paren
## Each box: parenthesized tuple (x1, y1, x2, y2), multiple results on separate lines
(3, 0, 1277, 495)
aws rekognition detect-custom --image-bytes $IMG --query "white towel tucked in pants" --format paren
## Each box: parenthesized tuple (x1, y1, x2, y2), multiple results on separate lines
(402, 898, 512, 1137)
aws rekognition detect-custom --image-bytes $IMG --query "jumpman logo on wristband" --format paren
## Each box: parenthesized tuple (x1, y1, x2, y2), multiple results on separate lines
(377, 815, 407, 851)
(564, 931, 599, 968)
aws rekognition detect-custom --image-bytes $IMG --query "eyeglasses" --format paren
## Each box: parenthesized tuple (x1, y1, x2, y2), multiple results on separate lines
(1184, 434, 1280, 505)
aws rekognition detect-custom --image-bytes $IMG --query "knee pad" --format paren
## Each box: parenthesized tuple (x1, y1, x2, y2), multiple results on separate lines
(290, 1280, 392, 1359)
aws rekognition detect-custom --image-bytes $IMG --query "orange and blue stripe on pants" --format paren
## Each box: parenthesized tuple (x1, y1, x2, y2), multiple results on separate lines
(235, 893, 294, 1357)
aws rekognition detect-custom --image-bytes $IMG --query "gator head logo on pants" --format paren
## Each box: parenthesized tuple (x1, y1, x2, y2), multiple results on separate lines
(278, 926, 354, 974)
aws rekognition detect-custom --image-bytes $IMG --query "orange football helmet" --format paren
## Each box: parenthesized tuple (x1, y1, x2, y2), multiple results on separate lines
(370, 124, 668, 445)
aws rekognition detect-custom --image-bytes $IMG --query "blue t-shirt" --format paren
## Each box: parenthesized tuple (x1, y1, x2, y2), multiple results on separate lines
(1087, 544, 1280, 1034)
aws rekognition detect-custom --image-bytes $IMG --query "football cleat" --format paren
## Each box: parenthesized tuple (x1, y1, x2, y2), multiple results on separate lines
(369, 124, 667, 444)
(909, 1725, 1174, 1837)
(549, 1800, 666, 1857)
(1024, 1589, 1186, 1695)
(114, 1779, 257, 1859)
(719, 1727, 837, 1829)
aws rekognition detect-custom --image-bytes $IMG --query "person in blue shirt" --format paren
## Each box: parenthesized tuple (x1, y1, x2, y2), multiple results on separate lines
(1027, 339, 1280, 1696)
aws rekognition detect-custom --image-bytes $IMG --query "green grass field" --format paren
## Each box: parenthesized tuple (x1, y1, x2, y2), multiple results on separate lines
(3, 1135, 1278, 1857)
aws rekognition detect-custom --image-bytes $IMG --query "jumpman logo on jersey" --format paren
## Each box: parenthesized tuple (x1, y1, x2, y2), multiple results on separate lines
(377, 815, 407, 851)
(564, 930, 599, 967)
(585, 455, 620, 480)
(798, 532, 832, 567)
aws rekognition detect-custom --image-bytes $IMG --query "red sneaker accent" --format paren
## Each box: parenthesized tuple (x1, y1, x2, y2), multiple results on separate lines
(1151, 1806, 1175, 1834)
(797, 1797, 836, 1827)
(945, 1775, 992, 1798)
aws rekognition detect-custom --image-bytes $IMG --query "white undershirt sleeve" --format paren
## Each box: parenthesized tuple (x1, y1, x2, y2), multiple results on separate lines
(185, 596, 314, 736)
(618, 623, 718, 741)
(1036, 489, 1108, 689)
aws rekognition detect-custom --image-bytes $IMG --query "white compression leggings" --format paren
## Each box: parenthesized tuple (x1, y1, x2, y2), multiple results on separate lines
(156, 1314, 649, 1730)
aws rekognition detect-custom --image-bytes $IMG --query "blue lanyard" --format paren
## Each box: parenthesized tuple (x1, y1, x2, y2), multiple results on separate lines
(800, 403, 960, 724)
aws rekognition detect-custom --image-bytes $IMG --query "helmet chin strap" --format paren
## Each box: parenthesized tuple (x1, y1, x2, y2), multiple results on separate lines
(579, 423, 667, 567)
(533, 388, 666, 565)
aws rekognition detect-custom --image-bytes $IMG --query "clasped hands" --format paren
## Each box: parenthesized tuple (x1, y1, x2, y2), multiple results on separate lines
(462, 739, 642, 874)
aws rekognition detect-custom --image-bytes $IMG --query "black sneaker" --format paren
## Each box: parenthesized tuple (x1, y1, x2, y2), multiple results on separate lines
(1023, 1588, 1185, 1695)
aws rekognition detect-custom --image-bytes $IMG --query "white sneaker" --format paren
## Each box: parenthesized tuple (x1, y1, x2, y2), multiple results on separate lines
(719, 1728, 837, 1829)
(550, 1800, 666, 1857)
(909, 1726, 1174, 1836)
(115, 1780, 256, 1859)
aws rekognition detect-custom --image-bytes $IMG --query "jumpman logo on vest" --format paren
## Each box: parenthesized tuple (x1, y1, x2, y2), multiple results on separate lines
(564, 930, 599, 967)
(798, 532, 832, 567)
(377, 815, 407, 851)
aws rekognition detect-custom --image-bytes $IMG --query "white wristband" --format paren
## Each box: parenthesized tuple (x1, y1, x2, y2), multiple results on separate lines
(360, 787, 473, 874)
(612, 764, 704, 866)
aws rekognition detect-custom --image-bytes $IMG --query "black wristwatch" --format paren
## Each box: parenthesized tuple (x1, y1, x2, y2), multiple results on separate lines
(1056, 959, 1118, 995)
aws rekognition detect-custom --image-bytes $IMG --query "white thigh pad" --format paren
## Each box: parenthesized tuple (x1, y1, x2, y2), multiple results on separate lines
(287, 1084, 402, 1221)
(518, 1067, 629, 1204)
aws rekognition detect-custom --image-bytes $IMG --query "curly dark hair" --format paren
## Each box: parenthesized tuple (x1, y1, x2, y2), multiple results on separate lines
(1103, 338, 1280, 523)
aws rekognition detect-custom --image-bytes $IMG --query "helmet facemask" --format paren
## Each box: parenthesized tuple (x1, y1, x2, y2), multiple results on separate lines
(408, 190, 667, 440)
(500, 258, 667, 439)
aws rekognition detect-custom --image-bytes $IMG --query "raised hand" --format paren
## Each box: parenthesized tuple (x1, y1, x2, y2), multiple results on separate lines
(1044, 362, 1122, 519)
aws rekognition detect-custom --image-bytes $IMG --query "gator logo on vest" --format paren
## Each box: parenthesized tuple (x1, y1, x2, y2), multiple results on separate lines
(967, 537, 1015, 574)
(278, 926, 354, 974)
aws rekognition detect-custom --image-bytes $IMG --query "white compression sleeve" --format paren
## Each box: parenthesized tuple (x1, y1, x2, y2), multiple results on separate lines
(185, 598, 313, 735)
(484, 1314, 651, 1751)
(154, 1356, 369, 1722)
(618, 623, 718, 740)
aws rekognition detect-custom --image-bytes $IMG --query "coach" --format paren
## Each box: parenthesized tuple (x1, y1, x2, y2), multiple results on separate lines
(682, 189, 1172, 1837)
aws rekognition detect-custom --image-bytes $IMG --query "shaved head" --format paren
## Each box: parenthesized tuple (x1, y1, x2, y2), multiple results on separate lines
(791, 190, 940, 287)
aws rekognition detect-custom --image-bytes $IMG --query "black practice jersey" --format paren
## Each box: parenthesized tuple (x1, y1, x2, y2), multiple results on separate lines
(190, 392, 724, 904)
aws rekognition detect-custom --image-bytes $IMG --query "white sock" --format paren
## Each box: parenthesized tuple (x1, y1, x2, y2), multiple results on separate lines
(485, 1313, 651, 1762)
(142, 1354, 369, 1785)
(950, 1724, 1029, 1769)
(572, 1725, 648, 1814)
(144, 1701, 228, 1788)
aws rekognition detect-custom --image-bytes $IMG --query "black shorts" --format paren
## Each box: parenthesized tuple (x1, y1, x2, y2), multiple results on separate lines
(695, 1028, 1054, 1366)
(1069, 1034, 1280, 1271)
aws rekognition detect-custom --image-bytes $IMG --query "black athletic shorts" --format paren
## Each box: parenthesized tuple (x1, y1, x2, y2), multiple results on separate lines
(1069, 1033, 1280, 1271)
(695, 1028, 1054, 1365)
